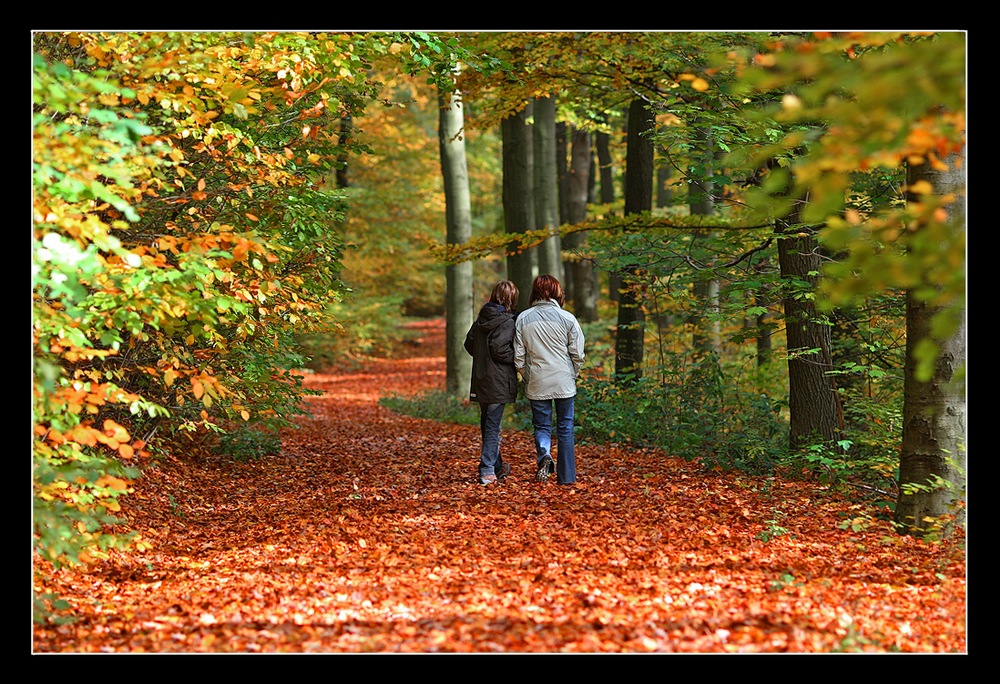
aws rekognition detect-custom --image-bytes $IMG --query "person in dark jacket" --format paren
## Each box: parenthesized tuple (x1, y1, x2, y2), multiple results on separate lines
(464, 280, 519, 485)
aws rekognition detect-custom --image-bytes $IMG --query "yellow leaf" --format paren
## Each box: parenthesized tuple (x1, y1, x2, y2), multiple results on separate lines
(103, 419, 130, 442)
(241, 410, 251, 421)
(97, 475, 129, 491)
(164, 369, 177, 387)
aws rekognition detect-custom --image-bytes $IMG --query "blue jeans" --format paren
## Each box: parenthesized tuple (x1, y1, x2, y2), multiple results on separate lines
(478, 403, 507, 478)
(530, 396, 576, 484)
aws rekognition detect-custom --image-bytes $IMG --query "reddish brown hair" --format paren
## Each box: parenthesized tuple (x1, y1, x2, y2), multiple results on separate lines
(529, 274, 564, 307)
(489, 280, 519, 311)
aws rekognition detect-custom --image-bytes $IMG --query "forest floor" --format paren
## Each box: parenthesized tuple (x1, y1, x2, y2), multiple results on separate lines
(32, 318, 967, 654)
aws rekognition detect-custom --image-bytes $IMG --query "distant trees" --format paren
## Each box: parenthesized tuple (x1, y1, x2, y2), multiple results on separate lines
(446, 31, 965, 537)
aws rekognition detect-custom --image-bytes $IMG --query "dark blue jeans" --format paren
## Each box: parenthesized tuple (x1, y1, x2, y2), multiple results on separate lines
(530, 396, 576, 484)
(478, 403, 507, 478)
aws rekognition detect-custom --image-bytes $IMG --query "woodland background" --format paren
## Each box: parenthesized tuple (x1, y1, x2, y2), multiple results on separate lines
(31, 31, 966, 651)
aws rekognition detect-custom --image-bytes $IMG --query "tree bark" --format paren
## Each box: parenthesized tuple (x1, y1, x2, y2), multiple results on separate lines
(565, 127, 597, 321)
(532, 96, 563, 282)
(596, 129, 619, 302)
(336, 115, 352, 188)
(614, 98, 654, 381)
(502, 104, 537, 311)
(777, 205, 841, 451)
(896, 151, 967, 536)
(556, 122, 574, 300)
(689, 126, 721, 356)
(438, 81, 474, 396)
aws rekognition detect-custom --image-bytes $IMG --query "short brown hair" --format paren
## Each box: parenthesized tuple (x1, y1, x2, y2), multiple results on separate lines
(529, 274, 564, 307)
(489, 280, 519, 311)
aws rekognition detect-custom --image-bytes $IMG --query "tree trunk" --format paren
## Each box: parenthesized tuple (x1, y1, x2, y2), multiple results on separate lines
(556, 122, 574, 300)
(596, 129, 619, 302)
(689, 126, 721, 356)
(614, 98, 654, 381)
(532, 96, 563, 282)
(502, 104, 537, 311)
(777, 205, 841, 451)
(896, 151, 967, 537)
(656, 144, 673, 209)
(565, 127, 597, 321)
(438, 81, 474, 396)
(336, 115, 352, 188)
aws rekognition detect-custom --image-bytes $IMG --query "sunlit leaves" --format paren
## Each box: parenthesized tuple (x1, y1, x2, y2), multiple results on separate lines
(32, 31, 400, 571)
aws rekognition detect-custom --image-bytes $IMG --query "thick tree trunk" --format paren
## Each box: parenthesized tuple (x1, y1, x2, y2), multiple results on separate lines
(533, 96, 563, 282)
(502, 104, 537, 311)
(615, 98, 654, 380)
(896, 152, 967, 536)
(777, 207, 841, 451)
(438, 83, 473, 396)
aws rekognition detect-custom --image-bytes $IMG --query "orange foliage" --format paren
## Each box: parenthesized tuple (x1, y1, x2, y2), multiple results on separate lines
(33, 320, 965, 653)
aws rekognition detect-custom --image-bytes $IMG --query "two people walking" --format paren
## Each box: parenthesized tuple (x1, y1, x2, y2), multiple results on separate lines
(464, 275, 585, 486)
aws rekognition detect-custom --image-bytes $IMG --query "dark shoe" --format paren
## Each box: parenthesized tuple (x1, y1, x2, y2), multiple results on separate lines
(496, 461, 511, 482)
(535, 455, 554, 482)
(478, 474, 497, 485)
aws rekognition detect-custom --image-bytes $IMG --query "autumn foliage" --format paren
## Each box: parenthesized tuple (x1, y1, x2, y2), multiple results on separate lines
(32, 320, 965, 653)
(32, 32, 431, 569)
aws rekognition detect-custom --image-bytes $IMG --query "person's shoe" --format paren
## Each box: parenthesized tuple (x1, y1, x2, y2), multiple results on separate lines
(478, 473, 497, 485)
(535, 455, 554, 482)
(496, 461, 511, 482)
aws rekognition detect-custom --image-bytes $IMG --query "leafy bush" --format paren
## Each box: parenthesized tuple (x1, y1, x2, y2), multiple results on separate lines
(32, 32, 379, 571)
(380, 391, 479, 425)
(576, 353, 788, 475)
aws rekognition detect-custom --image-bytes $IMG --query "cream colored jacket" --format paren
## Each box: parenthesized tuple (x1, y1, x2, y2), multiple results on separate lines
(514, 299, 585, 400)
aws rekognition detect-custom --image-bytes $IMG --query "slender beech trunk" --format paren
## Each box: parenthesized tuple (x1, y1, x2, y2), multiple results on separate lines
(689, 126, 721, 356)
(896, 150, 967, 536)
(556, 122, 574, 300)
(336, 115, 351, 188)
(438, 81, 473, 396)
(614, 98, 654, 381)
(596, 129, 619, 302)
(533, 96, 563, 282)
(502, 104, 536, 311)
(565, 127, 597, 321)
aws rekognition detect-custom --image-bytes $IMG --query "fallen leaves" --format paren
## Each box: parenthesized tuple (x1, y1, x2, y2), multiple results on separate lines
(32, 319, 966, 653)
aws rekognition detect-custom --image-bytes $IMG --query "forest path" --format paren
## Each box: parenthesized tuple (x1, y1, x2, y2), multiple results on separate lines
(32, 318, 966, 653)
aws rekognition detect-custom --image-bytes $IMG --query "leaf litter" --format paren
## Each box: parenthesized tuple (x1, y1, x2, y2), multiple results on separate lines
(33, 319, 966, 653)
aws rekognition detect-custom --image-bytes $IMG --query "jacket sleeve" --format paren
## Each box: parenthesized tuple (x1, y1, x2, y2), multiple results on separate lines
(464, 322, 476, 356)
(568, 317, 585, 377)
(513, 319, 526, 374)
(488, 317, 516, 365)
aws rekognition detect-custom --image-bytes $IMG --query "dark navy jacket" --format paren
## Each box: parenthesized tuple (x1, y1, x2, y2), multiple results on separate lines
(464, 302, 518, 404)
